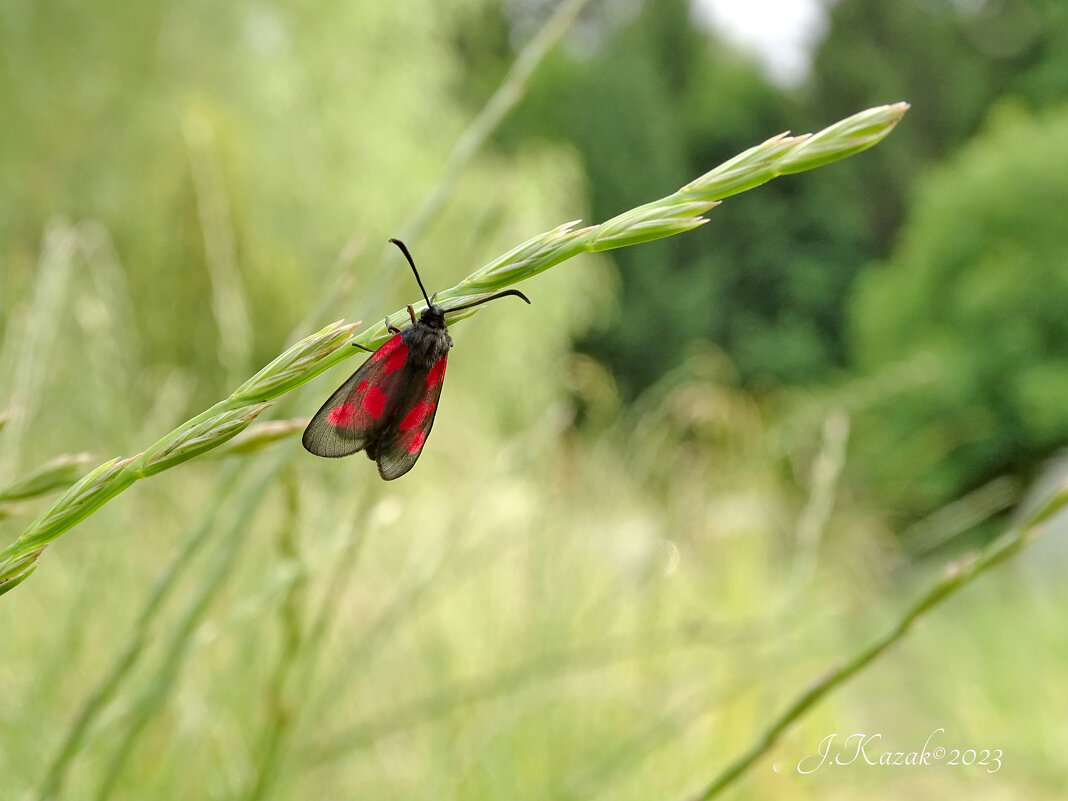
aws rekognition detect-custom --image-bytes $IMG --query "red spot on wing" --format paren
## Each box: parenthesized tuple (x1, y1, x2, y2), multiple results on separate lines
(357, 380, 369, 392)
(383, 343, 409, 374)
(372, 334, 403, 362)
(400, 401, 435, 431)
(407, 430, 427, 454)
(327, 403, 356, 427)
(427, 356, 447, 388)
(362, 385, 387, 419)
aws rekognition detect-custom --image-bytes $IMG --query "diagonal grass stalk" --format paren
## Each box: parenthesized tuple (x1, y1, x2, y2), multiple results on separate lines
(0, 320, 358, 594)
(395, 0, 595, 245)
(366, 103, 910, 345)
(0, 102, 910, 597)
(34, 265, 375, 797)
(23, 11, 593, 791)
(357, 0, 597, 324)
(34, 463, 245, 801)
(682, 479, 1068, 800)
(90, 454, 290, 801)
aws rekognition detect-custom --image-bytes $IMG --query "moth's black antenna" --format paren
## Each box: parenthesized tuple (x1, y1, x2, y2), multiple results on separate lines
(444, 289, 531, 314)
(388, 238, 431, 307)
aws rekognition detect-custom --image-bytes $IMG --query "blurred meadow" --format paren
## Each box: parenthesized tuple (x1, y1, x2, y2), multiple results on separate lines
(2, 0, 1068, 799)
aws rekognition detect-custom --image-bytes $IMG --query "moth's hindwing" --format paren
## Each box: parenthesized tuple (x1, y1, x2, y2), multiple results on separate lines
(372, 354, 447, 480)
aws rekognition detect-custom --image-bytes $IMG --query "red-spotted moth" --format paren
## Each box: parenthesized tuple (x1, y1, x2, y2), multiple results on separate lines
(302, 238, 530, 479)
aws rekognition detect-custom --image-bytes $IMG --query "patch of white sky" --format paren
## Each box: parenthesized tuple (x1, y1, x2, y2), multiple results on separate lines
(691, 0, 830, 87)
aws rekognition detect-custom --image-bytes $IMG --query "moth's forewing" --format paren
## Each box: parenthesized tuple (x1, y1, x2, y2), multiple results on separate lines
(302, 334, 414, 458)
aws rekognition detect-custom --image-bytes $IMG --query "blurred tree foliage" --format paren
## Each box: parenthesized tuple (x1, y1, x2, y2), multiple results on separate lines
(849, 103, 1068, 517)
(808, 0, 1068, 250)
(450, 0, 1068, 523)
(811, 0, 1068, 518)
(494, 0, 849, 392)
(460, 0, 1068, 404)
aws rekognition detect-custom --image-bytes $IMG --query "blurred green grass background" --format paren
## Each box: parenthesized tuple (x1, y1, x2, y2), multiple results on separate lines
(3, 0, 1068, 798)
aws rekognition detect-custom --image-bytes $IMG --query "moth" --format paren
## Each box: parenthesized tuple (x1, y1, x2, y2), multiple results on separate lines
(302, 238, 530, 479)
